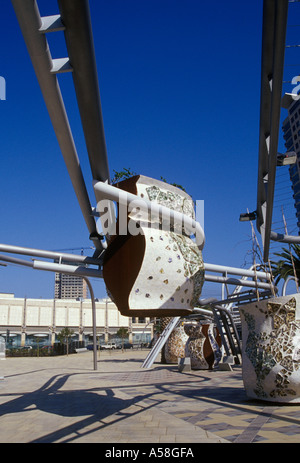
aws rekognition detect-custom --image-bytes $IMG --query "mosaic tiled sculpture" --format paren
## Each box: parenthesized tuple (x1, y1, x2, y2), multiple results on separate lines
(184, 323, 222, 370)
(162, 321, 222, 369)
(164, 322, 189, 364)
(240, 294, 300, 403)
(103, 175, 205, 317)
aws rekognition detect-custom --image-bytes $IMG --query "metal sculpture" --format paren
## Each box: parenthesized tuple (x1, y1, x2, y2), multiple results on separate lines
(1, 1, 287, 378)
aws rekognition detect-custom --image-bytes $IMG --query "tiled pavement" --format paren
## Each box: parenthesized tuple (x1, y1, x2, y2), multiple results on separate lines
(1, 349, 300, 444)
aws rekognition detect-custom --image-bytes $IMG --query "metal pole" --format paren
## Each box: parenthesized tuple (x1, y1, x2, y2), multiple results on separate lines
(204, 274, 273, 291)
(83, 277, 97, 371)
(256, 0, 289, 260)
(58, 0, 110, 183)
(93, 180, 205, 249)
(204, 262, 270, 280)
(10, 0, 103, 251)
(32, 260, 102, 278)
(0, 243, 102, 266)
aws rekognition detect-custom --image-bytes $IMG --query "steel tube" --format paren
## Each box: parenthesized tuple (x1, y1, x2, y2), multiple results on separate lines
(0, 254, 34, 268)
(256, 0, 289, 260)
(270, 231, 300, 244)
(204, 262, 270, 280)
(83, 277, 98, 370)
(32, 260, 103, 278)
(11, 0, 102, 250)
(204, 274, 273, 291)
(58, 0, 110, 183)
(0, 243, 102, 266)
(93, 180, 205, 249)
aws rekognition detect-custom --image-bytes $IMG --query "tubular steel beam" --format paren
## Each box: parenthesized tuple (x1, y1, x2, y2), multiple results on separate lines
(11, 0, 103, 251)
(0, 243, 102, 266)
(93, 180, 205, 249)
(203, 262, 270, 280)
(57, 0, 110, 184)
(256, 0, 289, 261)
(204, 274, 273, 291)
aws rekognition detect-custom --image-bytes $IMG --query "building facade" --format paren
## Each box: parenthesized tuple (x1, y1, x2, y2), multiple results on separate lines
(0, 293, 153, 348)
(54, 272, 89, 299)
(282, 93, 300, 230)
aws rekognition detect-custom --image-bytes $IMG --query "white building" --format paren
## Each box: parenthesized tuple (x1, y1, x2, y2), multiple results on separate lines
(0, 293, 153, 348)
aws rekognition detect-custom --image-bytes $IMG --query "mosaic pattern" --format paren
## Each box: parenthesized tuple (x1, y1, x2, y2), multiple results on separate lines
(128, 178, 205, 314)
(240, 295, 300, 403)
(104, 175, 205, 317)
(164, 323, 189, 363)
(129, 228, 204, 312)
(169, 232, 205, 307)
(163, 321, 222, 370)
(145, 185, 195, 219)
(184, 323, 222, 370)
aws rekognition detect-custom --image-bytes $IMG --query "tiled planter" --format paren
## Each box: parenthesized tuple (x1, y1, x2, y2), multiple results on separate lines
(239, 294, 300, 403)
(163, 321, 222, 370)
(164, 322, 189, 364)
(103, 175, 205, 317)
(184, 323, 222, 370)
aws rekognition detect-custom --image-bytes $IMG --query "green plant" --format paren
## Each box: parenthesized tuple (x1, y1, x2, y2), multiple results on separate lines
(116, 327, 129, 351)
(160, 176, 186, 192)
(57, 327, 74, 356)
(111, 168, 137, 184)
(111, 168, 187, 193)
(270, 244, 300, 286)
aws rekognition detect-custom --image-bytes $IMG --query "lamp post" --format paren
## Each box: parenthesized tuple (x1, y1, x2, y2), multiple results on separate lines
(82, 277, 97, 371)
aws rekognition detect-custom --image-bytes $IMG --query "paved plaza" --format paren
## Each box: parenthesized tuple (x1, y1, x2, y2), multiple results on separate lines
(0, 349, 300, 444)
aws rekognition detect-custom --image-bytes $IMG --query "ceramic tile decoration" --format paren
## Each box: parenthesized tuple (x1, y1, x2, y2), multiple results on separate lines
(163, 321, 222, 370)
(240, 294, 300, 403)
(103, 175, 205, 317)
(184, 323, 222, 370)
(164, 322, 189, 364)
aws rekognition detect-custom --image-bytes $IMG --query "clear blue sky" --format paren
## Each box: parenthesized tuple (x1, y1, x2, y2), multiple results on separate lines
(0, 0, 298, 300)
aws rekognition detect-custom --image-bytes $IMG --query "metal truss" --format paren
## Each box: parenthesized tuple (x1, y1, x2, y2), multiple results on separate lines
(255, 0, 300, 261)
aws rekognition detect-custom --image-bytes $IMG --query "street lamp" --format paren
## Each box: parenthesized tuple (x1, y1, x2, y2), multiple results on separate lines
(239, 211, 257, 222)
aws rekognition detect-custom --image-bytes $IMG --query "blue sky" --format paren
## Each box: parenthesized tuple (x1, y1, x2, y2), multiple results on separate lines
(0, 0, 298, 300)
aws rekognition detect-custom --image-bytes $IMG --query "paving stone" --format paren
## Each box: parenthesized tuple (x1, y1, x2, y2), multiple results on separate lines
(1, 350, 300, 443)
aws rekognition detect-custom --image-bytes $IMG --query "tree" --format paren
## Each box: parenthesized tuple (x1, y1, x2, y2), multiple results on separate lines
(271, 244, 300, 288)
(116, 327, 129, 351)
(111, 168, 136, 184)
(57, 327, 74, 356)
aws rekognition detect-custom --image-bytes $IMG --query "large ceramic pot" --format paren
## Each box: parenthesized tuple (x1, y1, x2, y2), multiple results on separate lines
(184, 323, 222, 370)
(164, 322, 189, 364)
(239, 294, 300, 403)
(102, 175, 205, 317)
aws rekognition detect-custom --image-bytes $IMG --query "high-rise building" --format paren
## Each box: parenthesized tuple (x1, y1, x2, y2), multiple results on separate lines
(54, 271, 89, 299)
(281, 93, 300, 230)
